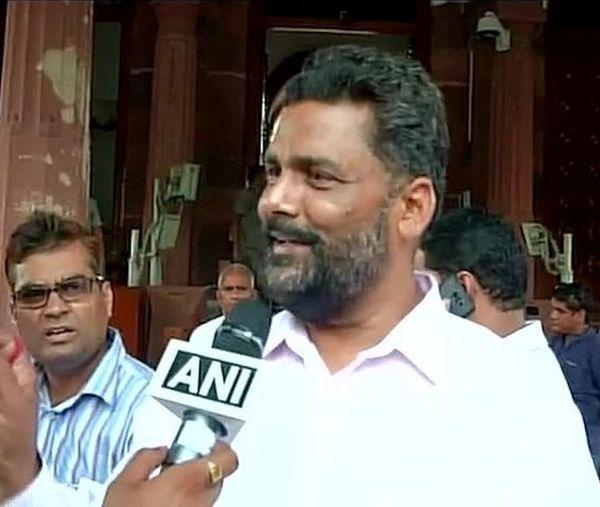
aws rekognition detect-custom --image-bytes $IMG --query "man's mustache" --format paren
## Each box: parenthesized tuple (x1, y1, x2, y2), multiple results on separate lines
(262, 217, 322, 245)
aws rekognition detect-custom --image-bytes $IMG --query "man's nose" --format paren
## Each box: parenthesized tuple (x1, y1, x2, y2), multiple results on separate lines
(259, 170, 302, 220)
(43, 290, 69, 316)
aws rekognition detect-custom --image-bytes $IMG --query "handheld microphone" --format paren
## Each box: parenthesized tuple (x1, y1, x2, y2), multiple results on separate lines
(212, 298, 272, 358)
(150, 299, 272, 467)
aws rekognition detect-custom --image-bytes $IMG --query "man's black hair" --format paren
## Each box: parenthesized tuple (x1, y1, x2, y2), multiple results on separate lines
(272, 44, 450, 205)
(422, 208, 527, 311)
(553, 282, 594, 323)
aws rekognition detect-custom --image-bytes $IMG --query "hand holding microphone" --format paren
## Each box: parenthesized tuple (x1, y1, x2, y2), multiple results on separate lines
(151, 298, 271, 467)
(105, 298, 271, 506)
(104, 442, 238, 507)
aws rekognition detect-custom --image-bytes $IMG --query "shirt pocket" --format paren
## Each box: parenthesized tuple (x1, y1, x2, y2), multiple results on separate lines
(561, 358, 591, 393)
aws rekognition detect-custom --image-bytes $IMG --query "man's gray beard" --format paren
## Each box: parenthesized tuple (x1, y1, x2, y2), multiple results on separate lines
(260, 211, 390, 324)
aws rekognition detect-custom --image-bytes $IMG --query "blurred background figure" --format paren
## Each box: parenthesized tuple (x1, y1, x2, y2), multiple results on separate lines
(548, 282, 600, 473)
(422, 208, 597, 472)
(422, 208, 528, 338)
(188, 262, 256, 347)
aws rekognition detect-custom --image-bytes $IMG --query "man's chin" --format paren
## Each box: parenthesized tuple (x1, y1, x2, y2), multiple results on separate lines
(547, 325, 560, 335)
(266, 248, 311, 268)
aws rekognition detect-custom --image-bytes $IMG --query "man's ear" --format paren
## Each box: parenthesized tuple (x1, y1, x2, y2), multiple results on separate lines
(574, 309, 587, 326)
(102, 281, 114, 320)
(393, 177, 437, 242)
(456, 271, 481, 300)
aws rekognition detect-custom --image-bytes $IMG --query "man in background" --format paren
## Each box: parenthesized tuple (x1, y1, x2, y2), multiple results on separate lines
(421, 209, 591, 465)
(422, 208, 530, 338)
(422, 208, 600, 473)
(188, 263, 256, 347)
(3, 211, 153, 488)
(549, 282, 600, 472)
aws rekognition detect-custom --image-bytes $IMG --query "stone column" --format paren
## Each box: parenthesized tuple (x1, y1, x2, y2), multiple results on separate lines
(143, 1, 200, 285)
(485, 1, 546, 300)
(486, 2, 545, 224)
(0, 0, 93, 331)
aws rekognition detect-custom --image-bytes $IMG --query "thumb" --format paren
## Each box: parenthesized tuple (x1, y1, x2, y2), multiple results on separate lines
(118, 447, 168, 483)
(12, 351, 37, 398)
(10, 339, 37, 395)
(0, 336, 21, 362)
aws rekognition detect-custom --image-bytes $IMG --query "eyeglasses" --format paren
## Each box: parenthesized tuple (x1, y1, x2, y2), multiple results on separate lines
(12, 275, 106, 310)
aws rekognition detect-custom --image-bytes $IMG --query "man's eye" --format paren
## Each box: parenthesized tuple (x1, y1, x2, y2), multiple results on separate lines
(265, 166, 280, 181)
(20, 288, 46, 299)
(308, 170, 336, 186)
(60, 278, 88, 296)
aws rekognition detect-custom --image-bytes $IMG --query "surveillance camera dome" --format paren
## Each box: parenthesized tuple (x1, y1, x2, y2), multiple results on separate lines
(476, 11, 511, 52)
(476, 11, 503, 38)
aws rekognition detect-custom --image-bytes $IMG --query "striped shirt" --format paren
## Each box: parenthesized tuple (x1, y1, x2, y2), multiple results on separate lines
(36, 328, 153, 487)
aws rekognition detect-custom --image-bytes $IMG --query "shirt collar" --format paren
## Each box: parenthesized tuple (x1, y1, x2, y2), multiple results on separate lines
(39, 328, 125, 411)
(263, 272, 448, 384)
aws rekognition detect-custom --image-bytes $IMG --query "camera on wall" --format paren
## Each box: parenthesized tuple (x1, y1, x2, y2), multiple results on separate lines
(476, 11, 511, 52)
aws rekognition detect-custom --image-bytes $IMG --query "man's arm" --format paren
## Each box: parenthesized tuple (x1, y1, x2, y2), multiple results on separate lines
(104, 444, 237, 507)
(0, 339, 39, 502)
(5, 445, 238, 507)
(0, 338, 238, 507)
(0, 338, 107, 506)
(589, 334, 600, 390)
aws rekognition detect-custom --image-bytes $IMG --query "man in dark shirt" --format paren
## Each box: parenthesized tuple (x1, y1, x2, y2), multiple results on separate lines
(548, 282, 600, 472)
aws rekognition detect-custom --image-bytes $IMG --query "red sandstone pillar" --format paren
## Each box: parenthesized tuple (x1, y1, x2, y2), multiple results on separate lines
(0, 0, 93, 331)
(486, 2, 546, 299)
(486, 2, 545, 224)
(143, 1, 200, 286)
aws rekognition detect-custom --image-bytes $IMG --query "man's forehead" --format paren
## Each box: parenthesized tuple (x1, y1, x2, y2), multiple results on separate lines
(550, 298, 570, 310)
(268, 101, 374, 152)
(12, 242, 93, 287)
(221, 270, 251, 285)
(13, 263, 84, 289)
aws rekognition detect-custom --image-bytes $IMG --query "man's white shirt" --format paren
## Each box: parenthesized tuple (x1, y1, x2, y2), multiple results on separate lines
(8, 276, 600, 506)
(188, 315, 225, 349)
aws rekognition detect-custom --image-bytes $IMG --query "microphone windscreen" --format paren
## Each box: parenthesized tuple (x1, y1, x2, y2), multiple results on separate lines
(212, 298, 272, 358)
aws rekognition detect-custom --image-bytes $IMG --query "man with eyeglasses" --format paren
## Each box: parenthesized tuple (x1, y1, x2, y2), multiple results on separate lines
(2, 211, 153, 489)
(188, 262, 257, 347)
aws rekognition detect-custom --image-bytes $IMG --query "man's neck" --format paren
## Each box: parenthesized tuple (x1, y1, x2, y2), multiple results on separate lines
(492, 310, 526, 338)
(572, 324, 589, 336)
(307, 265, 423, 374)
(562, 324, 589, 346)
(44, 345, 107, 406)
(472, 298, 525, 338)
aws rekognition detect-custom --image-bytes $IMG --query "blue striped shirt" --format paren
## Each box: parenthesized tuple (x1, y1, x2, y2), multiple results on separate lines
(36, 328, 153, 487)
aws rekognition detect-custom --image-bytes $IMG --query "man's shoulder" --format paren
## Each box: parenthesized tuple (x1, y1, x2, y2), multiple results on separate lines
(97, 329, 152, 389)
(585, 328, 600, 343)
(109, 330, 154, 390)
(437, 310, 501, 353)
(424, 310, 523, 392)
(119, 351, 153, 381)
(189, 315, 225, 345)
